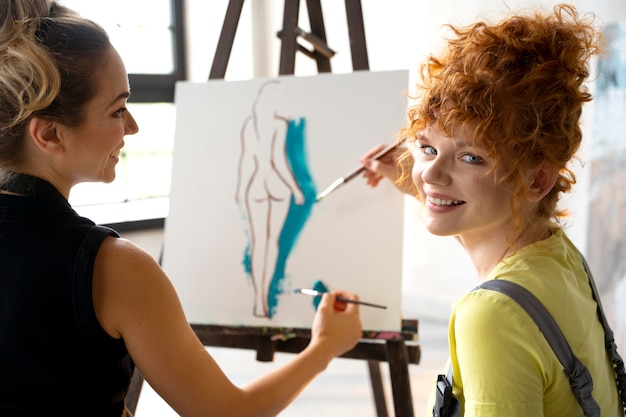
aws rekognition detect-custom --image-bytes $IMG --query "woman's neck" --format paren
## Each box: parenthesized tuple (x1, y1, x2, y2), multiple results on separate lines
(0, 171, 69, 204)
(460, 225, 552, 280)
(13, 166, 71, 200)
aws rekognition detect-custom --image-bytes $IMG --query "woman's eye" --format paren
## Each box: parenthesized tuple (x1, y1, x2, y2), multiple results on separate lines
(460, 153, 483, 164)
(419, 145, 437, 155)
(113, 108, 127, 118)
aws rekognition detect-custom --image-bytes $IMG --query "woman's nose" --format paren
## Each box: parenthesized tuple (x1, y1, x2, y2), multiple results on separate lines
(124, 111, 139, 135)
(417, 157, 451, 186)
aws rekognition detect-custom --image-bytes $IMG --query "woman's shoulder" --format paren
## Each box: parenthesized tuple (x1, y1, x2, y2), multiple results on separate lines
(451, 278, 557, 350)
(92, 235, 167, 336)
(452, 284, 532, 327)
(450, 282, 558, 371)
(96, 234, 159, 271)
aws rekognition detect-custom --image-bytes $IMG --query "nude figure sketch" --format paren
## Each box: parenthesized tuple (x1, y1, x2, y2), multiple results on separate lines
(235, 80, 317, 318)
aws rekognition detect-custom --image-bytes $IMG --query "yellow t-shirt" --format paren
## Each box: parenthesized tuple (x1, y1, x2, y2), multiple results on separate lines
(428, 229, 622, 416)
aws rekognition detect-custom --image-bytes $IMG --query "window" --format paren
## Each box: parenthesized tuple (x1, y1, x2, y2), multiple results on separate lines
(62, 0, 186, 227)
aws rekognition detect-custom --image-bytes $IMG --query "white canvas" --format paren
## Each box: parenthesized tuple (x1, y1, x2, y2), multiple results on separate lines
(163, 70, 408, 331)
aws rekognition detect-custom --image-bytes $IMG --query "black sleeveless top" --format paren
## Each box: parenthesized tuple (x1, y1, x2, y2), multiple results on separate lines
(0, 173, 132, 416)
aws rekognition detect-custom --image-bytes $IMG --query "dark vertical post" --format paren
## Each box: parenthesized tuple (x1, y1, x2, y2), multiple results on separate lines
(305, 0, 332, 72)
(386, 340, 415, 417)
(209, 0, 246, 80)
(368, 360, 390, 417)
(278, 0, 301, 75)
(344, 0, 369, 70)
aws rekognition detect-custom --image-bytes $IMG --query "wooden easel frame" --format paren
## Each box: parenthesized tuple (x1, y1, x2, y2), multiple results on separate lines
(209, 0, 369, 78)
(125, 1, 418, 416)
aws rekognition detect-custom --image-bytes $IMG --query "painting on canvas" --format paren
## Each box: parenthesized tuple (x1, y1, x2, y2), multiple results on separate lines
(162, 70, 408, 331)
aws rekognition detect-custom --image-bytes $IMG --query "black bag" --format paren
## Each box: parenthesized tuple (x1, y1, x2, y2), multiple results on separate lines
(433, 370, 460, 417)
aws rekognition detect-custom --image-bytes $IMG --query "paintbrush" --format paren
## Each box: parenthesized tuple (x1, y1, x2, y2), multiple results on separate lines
(294, 288, 387, 309)
(315, 139, 405, 202)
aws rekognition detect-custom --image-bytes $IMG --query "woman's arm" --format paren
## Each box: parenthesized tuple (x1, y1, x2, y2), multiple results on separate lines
(92, 237, 361, 417)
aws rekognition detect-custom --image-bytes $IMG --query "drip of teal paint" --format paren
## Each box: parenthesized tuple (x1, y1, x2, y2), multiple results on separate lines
(242, 242, 252, 274)
(311, 279, 329, 310)
(267, 118, 316, 317)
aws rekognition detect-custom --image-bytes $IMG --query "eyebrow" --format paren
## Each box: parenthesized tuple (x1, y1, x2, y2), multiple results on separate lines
(417, 131, 483, 151)
(108, 91, 131, 107)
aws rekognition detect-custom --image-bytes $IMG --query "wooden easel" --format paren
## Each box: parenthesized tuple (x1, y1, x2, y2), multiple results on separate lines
(125, 1, 419, 416)
(209, 0, 369, 78)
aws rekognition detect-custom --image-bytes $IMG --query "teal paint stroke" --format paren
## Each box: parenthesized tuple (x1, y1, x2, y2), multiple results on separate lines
(311, 279, 329, 310)
(267, 118, 317, 317)
(242, 241, 252, 275)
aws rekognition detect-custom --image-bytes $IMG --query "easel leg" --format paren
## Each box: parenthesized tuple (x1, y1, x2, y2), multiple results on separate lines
(344, 0, 369, 70)
(305, 0, 332, 72)
(368, 360, 389, 417)
(125, 368, 145, 415)
(279, 0, 300, 74)
(209, 0, 246, 80)
(386, 340, 415, 417)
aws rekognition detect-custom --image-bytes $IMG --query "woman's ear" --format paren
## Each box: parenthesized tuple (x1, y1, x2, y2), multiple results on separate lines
(27, 117, 64, 155)
(527, 162, 558, 202)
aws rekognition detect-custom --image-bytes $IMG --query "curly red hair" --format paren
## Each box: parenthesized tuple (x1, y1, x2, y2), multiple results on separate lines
(397, 4, 602, 242)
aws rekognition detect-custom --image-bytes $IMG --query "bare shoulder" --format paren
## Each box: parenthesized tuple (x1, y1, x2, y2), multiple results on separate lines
(92, 235, 179, 339)
(97, 235, 157, 265)
(96, 235, 169, 288)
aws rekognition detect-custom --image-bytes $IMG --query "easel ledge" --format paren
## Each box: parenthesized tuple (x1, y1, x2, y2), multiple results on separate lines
(188, 320, 420, 363)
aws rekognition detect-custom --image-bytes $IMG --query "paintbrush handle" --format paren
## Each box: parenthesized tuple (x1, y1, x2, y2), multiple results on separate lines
(315, 139, 405, 202)
(343, 141, 402, 182)
(295, 288, 387, 309)
(336, 295, 387, 309)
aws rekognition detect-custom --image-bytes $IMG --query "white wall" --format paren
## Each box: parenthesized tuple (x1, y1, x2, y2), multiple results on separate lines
(184, 0, 626, 80)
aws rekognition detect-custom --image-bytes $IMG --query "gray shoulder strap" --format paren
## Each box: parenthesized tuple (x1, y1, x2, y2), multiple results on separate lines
(477, 279, 600, 417)
(579, 255, 626, 410)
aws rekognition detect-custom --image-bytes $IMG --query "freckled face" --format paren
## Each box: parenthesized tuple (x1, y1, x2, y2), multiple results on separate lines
(410, 125, 515, 244)
(60, 46, 138, 185)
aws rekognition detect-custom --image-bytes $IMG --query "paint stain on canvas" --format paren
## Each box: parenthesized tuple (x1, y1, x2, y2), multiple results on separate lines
(266, 119, 317, 317)
(311, 279, 329, 310)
